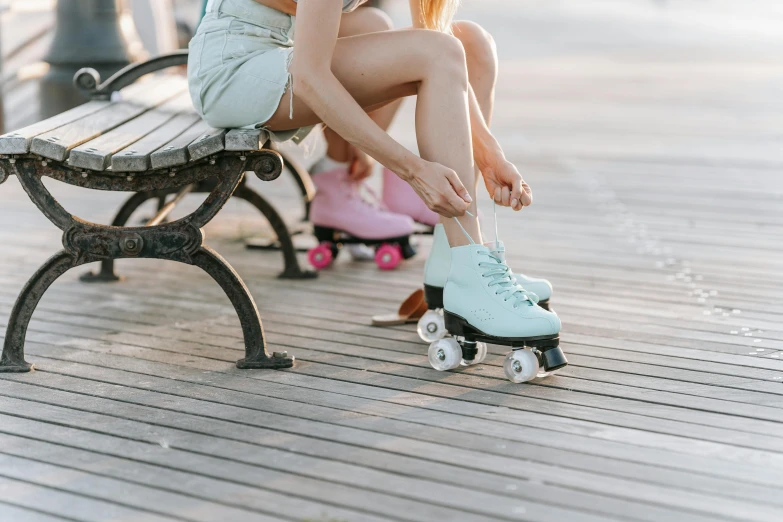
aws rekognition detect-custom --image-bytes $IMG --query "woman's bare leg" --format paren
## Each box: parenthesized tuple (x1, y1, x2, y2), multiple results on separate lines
(452, 20, 499, 200)
(265, 29, 480, 246)
(324, 8, 403, 163)
(453, 21, 498, 123)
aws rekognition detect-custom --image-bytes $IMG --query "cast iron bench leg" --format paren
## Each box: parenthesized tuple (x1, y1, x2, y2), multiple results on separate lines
(273, 145, 315, 222)
(87, 180, 316, 282)
(81, 190, 162, 282)
(233, 183, 316, 280)
(192, 246, 294, 369)
(1, 251, 76, 372)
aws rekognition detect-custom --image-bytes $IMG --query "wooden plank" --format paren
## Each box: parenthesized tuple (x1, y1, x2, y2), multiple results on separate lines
(0, 78, 165, 155)
(0, 385, 747, 522)
(0, 403, 607, 522)
(186, 126, 227, 162)
(0, 476, 178, 522)
(225, 128, 269, 152)
(10, 321, 783, 479)
(30, 76, 185, 162)
(109, 94, 200, 172)
(7, 294, 783, 442)
(0, 454, 279, 522)
(19, 349, 783, 503)
(111, 113, 200, 172)
(0, 101, 108, 155)
(149, 120, 218, 170)
(0, 433, 390, 522)
(0, 502, 68, 522)
(67, 92, 194, 172)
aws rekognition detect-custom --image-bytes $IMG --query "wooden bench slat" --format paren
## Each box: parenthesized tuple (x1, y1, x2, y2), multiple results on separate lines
(30, 76, 186, 163)
(0, 102, 108, 155)
(225, 129, 270, 152)
(148, 120, 217, 170)
(187, 125, 227, 162)
(0, 78, 171, 155)
(112, 113, 201, 172)
(66, 92, 195, 172)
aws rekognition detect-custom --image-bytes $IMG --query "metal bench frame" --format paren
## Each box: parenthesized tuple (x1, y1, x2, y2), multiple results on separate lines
(0, 53, 303, 373)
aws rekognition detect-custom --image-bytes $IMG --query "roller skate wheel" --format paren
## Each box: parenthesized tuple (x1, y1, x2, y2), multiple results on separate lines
(428, 338, 462, 371)
(465, 342, 488, 365)
(417, 309, 446, 342)
(375, 243, 402, 270)
(308, 243, 334, 270)
(504, 349, 539, 383)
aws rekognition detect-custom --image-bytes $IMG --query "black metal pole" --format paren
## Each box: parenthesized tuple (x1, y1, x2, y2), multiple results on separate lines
(39, 0, 133, 118)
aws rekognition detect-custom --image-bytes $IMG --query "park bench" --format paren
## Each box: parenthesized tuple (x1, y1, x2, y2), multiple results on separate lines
(0, 51, 313, 373)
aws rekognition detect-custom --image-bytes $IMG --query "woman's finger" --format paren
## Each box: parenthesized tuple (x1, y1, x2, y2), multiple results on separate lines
(510, 176, 523, 210)
(446, 170, 472, 205)
(520, 179, 533, 206)
(501, 185, 511, 207)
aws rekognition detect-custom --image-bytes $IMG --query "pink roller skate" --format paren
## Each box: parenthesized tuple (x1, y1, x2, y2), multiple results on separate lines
(307, 167, 416, 270)
(382, 168, 439, 228)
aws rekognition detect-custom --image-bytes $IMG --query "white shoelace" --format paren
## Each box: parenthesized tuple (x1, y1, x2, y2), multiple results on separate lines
(453, 206, 537, 309)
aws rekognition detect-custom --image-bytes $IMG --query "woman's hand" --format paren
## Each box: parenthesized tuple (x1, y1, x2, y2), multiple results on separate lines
(477, 145, 532, 211)
(347, 145, 375, 181)
(405, 159, 472, 217)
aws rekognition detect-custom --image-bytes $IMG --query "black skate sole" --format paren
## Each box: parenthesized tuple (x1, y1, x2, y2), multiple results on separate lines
(444, 311, 567, 372)
(424, 285, 551, 312)
(314, 226, 416, 259)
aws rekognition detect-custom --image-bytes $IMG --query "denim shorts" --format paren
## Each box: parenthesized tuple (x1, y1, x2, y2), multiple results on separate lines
(188, 0, 312, 143)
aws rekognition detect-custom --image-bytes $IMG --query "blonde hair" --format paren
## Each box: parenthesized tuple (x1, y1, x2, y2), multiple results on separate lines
(420, 0, 460, 32)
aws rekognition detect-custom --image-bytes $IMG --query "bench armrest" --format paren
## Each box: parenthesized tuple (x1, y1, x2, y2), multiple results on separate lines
(74, 50, 189, 100)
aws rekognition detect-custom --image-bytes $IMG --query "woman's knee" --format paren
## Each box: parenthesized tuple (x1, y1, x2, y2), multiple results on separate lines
(417, 30, 468, 85)
(452, 21, 497, 67)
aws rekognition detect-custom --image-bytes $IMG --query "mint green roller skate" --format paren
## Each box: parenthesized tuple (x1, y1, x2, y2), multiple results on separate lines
(426, 211, 566, 383)
(417, 211, 554, 344)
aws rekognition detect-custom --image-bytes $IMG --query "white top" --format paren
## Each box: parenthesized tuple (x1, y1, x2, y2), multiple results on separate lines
(293, 0, 367, 13)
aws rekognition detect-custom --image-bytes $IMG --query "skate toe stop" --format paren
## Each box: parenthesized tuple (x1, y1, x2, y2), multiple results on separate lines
(541, 346, 568, 372)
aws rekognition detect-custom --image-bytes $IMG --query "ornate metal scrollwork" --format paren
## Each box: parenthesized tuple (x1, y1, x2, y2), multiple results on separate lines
(73, 51, 189, 100)
(63, 221, 203, 265)
(251, 150, 284, 182)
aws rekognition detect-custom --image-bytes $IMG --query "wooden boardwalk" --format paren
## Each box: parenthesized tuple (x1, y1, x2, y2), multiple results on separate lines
(1, 1, 783, 520)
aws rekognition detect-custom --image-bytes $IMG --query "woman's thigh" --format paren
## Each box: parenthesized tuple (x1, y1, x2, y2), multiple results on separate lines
(263, 29, 462, 130)
(339, 7, 393, 37)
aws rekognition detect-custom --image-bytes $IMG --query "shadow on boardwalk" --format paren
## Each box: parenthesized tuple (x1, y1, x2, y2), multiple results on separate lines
(1, 1, 782, 520)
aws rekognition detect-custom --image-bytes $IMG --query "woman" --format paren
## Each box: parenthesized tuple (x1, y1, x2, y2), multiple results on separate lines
(188, 0, 562, 368)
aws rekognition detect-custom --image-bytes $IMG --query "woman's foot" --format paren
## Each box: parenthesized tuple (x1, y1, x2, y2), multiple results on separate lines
(421, 224, 553, 312)
(443, 243, 560, 340)
(310, 166, 415, 241)
(308, 166, 416, 270)
(484, 239, 553, 306)
(427, 242, 566, 381)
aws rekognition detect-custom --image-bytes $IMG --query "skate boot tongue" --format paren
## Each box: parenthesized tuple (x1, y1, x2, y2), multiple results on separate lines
(476, 246, 539, 308)
(484, 240, 506, 262)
